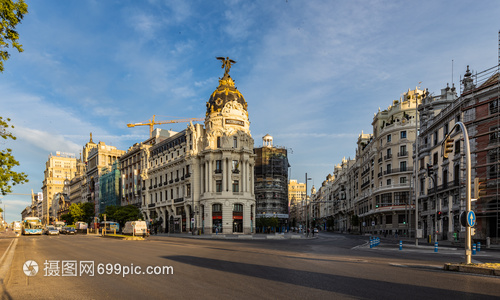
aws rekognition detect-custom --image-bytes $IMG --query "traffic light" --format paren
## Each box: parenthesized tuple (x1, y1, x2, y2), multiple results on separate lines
(474, 177, 487, 199)
(437, 211, 442, 220)
(427, 163, 434, 177)
(443, 137, 454, 159)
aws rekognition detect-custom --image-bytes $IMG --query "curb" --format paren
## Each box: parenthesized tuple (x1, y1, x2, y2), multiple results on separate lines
(444, 263, 500, 276)
(101, 234, 145, 241)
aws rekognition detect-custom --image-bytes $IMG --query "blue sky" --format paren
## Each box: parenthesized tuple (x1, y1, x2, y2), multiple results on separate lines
(1, 0, 499, 222)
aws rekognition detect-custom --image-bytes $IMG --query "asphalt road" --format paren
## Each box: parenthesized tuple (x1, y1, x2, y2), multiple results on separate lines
(2, 232, 499, 299)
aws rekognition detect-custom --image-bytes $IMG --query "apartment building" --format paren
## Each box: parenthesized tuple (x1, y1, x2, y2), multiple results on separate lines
(41, 152, 77, 225)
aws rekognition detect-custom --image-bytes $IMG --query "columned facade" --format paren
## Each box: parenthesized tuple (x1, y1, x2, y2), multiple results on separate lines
(142, 58, 255, 234)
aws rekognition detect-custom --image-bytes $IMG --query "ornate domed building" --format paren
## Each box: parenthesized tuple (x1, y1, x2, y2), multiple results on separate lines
(143, 58, 256, 234)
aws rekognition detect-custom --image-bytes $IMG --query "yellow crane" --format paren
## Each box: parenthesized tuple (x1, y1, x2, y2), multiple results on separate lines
(127, 115, 205, 138)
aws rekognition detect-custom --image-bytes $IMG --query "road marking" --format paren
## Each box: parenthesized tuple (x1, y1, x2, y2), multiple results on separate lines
(0, 238, 18, 280)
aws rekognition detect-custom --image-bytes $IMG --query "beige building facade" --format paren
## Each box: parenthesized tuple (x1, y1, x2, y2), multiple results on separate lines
(41, 152, 78, 225)
(142, 60, 256, 234)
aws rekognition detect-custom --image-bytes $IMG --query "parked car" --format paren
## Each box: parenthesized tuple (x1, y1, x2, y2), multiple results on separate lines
(45, 226, 60, 235)
(62, 227, 76, 235)
(313, 228, 319, 233)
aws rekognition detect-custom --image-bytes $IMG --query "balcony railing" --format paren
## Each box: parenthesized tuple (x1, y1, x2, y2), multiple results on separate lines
(384, 154, 393, 160)
(383, 167, 413, 175)
(398, 151, 408, 157)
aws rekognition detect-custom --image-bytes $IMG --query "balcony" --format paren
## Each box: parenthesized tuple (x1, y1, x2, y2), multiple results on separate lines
(174, 198, 184, 203)
(169, 179, 174, 184)
(378, 157, 382, 164)
(175, 178, 179, 182)
(384, 154, 392, 160)
(383, 167, 413, 175)
(181, 176, 185, 181)
(398, 151, 408, 157)
(215, 169, 222, 174)
(185, 173, 191, 178)
(148, 203, 155, 208)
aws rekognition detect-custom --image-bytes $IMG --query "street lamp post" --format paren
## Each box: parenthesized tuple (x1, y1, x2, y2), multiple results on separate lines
(305, 173, 312, 236)
(442, 122, 472, 264)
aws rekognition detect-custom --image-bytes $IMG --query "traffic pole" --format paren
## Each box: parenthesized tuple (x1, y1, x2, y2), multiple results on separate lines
(434, 242, 438, 253)
(399, 240, 402, 250)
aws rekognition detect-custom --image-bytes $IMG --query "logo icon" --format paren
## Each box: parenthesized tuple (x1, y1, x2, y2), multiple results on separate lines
(23, 260, 39, 276)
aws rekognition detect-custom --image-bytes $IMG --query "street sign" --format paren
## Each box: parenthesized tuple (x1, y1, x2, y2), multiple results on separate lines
(467, 211, 476, 227)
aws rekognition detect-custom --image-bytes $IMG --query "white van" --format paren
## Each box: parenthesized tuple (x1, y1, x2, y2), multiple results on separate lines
(12, 221, 22, 233)
(122, 221, 149, 237)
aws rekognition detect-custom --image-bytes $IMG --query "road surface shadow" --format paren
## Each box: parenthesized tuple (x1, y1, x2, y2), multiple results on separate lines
(162, 255, 496, 299)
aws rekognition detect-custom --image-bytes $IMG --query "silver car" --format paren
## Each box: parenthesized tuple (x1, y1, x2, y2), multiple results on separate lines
(45, 226, 60, 235)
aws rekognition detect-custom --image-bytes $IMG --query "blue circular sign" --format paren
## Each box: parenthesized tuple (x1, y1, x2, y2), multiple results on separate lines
(467, 211, 476, 227)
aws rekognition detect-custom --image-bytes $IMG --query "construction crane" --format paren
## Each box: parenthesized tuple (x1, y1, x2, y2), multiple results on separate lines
(127, 115, 205, 138)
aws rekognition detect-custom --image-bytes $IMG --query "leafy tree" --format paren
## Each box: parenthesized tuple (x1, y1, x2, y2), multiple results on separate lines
(0, 0, 28, 72)
(113, 205, 141, 228)
(0, 116, 28, 195)
(68, 203, 83, 222)
(80, 202, 95, 224)
(60, 213, 74, 225)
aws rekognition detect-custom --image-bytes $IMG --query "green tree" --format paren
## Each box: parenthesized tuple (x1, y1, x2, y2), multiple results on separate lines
(113, 205, 141, 228)
(68, 203, 83, 222)
(0, 0, 28, 72)
(80, 202, 95, 224)
(0, 117, 28, 195)
(60, 213, 74, 225)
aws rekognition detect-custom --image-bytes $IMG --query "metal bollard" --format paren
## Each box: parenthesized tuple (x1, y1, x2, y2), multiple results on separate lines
(472, 243, 476, 255)
(399, 240, 402, 250)
(477, 242, 481, 252)
(434, 242, 438, 252)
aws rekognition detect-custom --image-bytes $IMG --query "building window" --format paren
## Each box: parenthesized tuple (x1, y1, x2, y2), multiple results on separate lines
(212, 203, 222, 212)
(387, 134, 391, 143)
(394, 192, 409, 205)
(444, 124, 449, 136)
(489, 151, 499, 179)
(490, 99, 498, 114)
(186, 184, 191, 197)
(233, 136, 238, 148)
(215, 160, 222, 173)
(232, 180, 239, 192)
(400, 131, 407, 139)
(490, 126, 499, 144)
(233, 203, 243, 212)
(454, 140, 461, 154)
(387, 179, 391, 186)
(400, 177, 406, 184)
(434, 131, 438, 146)
(216, 180, 222, 192)
(433, 152, 438, 165)
(232, 160, 239, 173)
(400, 161, 407, 171)
(400, 145, 407, 156)
(217, 137, 221, 148)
